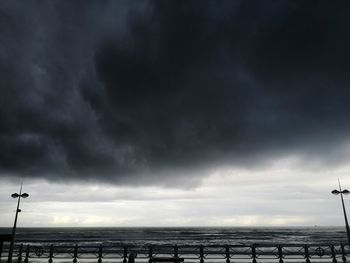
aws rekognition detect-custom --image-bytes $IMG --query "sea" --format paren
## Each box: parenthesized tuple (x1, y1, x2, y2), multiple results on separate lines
(0, 227, 348, 246)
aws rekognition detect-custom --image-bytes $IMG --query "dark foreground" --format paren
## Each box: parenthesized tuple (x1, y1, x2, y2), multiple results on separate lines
(0, 243, 350, 263)
(0, 227, 349, 263)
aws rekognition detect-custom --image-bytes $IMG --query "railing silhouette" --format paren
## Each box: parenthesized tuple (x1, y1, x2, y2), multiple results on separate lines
(0, 242, 349, 263)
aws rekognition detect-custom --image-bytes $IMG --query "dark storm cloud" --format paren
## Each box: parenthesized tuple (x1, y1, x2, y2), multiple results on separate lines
(1, 0, 350, 184)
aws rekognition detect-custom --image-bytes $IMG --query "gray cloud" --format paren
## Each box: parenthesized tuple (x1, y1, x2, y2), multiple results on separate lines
(1, 1, 350, 185)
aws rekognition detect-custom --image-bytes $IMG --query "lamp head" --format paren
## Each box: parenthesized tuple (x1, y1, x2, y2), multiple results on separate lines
(21, 193, 29, 198)
(332, 190, 340, 195)
(342, 189, 350, 195)
(11, 193, 19, 198)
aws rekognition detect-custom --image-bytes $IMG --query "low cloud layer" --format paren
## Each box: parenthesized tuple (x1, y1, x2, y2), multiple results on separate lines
(1, 1, 350, 185)
(1, 162, 348, 227)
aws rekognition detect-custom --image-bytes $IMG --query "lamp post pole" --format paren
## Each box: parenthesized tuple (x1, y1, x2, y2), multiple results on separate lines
(332, 179, 350, 248)
(7, 184, 29, 263)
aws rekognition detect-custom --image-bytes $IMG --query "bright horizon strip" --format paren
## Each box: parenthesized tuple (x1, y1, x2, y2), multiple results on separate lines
(0, 156, 349, 227)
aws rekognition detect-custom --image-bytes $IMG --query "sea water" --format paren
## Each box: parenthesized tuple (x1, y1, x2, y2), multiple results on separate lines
(0, 227, 347, 246)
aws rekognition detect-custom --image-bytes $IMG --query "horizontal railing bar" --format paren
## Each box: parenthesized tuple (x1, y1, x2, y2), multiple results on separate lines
(10, 242, 349, 247)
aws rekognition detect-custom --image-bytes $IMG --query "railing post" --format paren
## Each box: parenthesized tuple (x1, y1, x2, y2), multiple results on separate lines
(278, 245, 284, 263)
(18, 244, 23, 263)
(330, 245, 337, 263)
(341, 243, 347, 263)
(225, 245, 230, 263)
(0, 241, 3, 261)
(251, 244, 257, 263)
(304, 245, 311, 263)
(128, 252, 136, 263)
(97, 244, 103, 263)
(123, 246, 128, 263)
(199, 245, 204, 263)
(73, 244, 78, 263)
(24, 245, 29, 263)
(174, 245, 179, 262)
(48, 245, 54, 263)
(148, 246, 153, 263)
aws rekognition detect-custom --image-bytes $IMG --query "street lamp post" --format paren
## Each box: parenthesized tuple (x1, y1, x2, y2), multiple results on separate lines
(7, 184, 29, 263)
(332, 180, 350, 248)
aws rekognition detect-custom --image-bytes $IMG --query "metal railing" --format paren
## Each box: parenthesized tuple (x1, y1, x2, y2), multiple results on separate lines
(0, 242, 349, 263)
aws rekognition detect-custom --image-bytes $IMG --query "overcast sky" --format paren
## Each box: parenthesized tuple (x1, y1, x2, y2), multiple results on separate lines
(1, 0, 350, 227)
